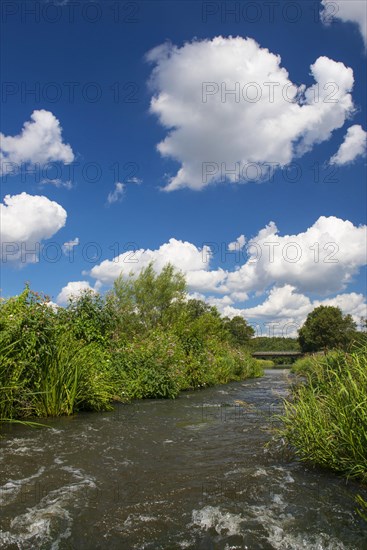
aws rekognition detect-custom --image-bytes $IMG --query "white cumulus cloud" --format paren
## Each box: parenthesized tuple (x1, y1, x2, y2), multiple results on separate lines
(226, 216, 367, 295)
(240, 284, 366, 334)
(0, 110, 74, 176)
(1, 192, 67, 264)
(330, 124, 366, 165)
(90, 238, 212, 287)
(89, 216, 366, 301)
(321, 0, 367, 47)
(147, 36, 354, 190)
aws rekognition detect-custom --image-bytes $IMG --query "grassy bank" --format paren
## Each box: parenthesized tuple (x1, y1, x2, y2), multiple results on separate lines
(278, 344, 367, 518)
(280, 347, 367, 480)
(0, 265, 264, 422)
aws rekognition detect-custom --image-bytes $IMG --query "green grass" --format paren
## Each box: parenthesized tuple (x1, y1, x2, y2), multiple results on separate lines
(278, 347, 367, 483)
(291, 355, 319, 374)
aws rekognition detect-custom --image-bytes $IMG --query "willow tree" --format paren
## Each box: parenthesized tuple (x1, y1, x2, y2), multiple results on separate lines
(111, 262, 186, 334)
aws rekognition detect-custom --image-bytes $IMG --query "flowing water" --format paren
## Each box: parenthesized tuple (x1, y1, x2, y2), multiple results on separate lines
(1, 369, 366, 549)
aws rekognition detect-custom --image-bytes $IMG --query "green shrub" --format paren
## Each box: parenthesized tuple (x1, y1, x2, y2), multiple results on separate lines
(113, 329, 186, 399)
(0, 288, 119, 420)
(255, 359, 274, 369)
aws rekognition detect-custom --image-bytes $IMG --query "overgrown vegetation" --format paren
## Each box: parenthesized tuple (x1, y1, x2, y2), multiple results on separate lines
(278, 341, 367, 523)
(0, 264, 263, 421)
(276, 310, 367, 520)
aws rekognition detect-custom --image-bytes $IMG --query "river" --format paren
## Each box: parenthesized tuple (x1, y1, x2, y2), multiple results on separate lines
(1, 369, 366, 549)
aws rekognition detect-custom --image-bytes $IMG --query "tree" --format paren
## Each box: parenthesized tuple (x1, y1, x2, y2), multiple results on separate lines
(298, 305, 357, 352)
(223, 316, 255, 347)
(111, 262, 186, 332)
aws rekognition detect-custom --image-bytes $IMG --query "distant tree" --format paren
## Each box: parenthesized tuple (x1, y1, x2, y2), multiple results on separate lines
(250, 337, 300, 352)
(223, 316, 255, 347)
(298, 305, 357, 352)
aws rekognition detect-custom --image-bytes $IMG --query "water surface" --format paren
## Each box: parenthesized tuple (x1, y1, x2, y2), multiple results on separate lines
(1, 369, 366, 549)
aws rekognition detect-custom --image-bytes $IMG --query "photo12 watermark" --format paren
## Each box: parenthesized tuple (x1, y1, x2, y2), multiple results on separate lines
(202, 80, 340, 104)
(201, 1, 339, 24)
(1, 81, 141, 105)
(1, 1, 141, 24)
(201, 240, 340, 265)
(0, 160, 141, 185)
(201, 161, 338, 185)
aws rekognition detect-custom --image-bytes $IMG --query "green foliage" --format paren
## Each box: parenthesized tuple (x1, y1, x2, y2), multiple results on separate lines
(183, 298, 220, 320)
(113, 329, 185, 399)
(278, 346, 367, 483)
(0, 287, 117, 421)
(255, 359, 275, 369)
(111, 262, 186, 332)
(1, 264, 263, 421)
(60, 290, 114, 346)
(291, 355, 321, 374)
(298, 305, 357, 353)
(355, 495, 367, 522)
(32, 335, 115, 416)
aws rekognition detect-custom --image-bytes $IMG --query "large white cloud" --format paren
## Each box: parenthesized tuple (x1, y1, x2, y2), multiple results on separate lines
(64, 215, 366, 330)
(90, 238, 212, 286)
(242, 285, 311, 321)
(89, 216, 366, 301)
(321, 0, 367, 47)
(228, 234, 246, 251)
(0, 110, 74, 176)
(56, 281, 96, 306)
(329, 124, 366, 165)
(226, 215, 367, 295)
(147, 36, 354, 190)
(1, 192, 67, 264)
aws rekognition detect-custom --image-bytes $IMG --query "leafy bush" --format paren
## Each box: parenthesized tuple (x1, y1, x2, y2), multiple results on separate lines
(113, 329, 186, 399)
(32, 335, 116, 417)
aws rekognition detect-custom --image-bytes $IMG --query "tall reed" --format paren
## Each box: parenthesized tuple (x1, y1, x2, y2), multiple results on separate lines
(278, 348, 367, 483)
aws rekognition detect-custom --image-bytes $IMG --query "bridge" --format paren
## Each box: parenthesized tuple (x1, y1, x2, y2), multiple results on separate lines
(251, 351, 303, 359)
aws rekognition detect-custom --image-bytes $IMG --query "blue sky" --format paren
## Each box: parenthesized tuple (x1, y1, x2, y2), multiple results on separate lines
(1, 0, 366, 335)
